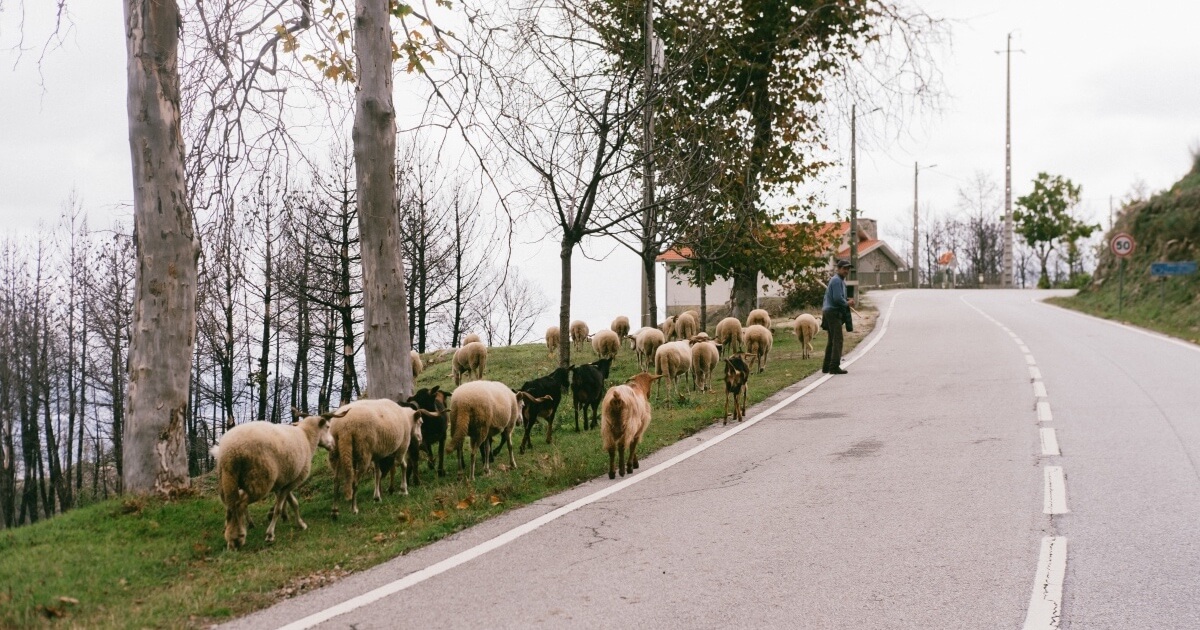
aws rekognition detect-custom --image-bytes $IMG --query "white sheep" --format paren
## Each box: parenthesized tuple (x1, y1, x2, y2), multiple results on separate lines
(453, 341, 488, 385)
(570, 320, 590, 351)
(689, 338, 721, 392)
(747, 308, 772, 329)
(743, 324, 773, 373)
(410, 350, 424, 379)
(682, 309, 700, 324)
(629, 326, 665, 370)
(601, 372, 662, 479)
(715, 317, 742, 356)
(590, 329, 620, 360)
(611, 315, 630, 342)
(793, 314, 820, 359)
(654, 339, 693, 400)
(546, 326, 560, 355)
(448, 380, 545, 480)
(328, 399, 427, 517)
(658, 315, 676, 341)
(211, 410, 338, 550)
(674, 312, 699, 341)
(462, 333, 482, 346)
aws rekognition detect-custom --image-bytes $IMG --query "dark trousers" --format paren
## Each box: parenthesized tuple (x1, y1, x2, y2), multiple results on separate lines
(822, 309, 844, 372)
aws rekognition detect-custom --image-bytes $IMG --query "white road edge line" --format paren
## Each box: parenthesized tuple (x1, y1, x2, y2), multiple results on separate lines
(1040, 428, 1060, 456)
(1033, 381, 1048, 399)
(272, 295, 907, 630)
(1043, 466, 1069, 514)
(1037, 401, 1053, 422)
(1036, 297, 1200, 354)
(1022, 536, 1067, 630)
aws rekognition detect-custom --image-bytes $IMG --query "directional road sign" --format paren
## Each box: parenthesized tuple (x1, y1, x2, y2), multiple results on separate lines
(1150, 261, 1198, 277)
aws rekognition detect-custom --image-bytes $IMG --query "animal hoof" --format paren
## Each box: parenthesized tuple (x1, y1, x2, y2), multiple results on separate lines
(609, 471, 616, 480)
(330, 509, 340, 520)
(265, 533, 275, 543)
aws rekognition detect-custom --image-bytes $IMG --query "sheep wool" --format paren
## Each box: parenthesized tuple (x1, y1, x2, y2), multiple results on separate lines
(328, 398, 424, 517)
(590, 329, 620, 360)
(453, 341, 488, 385)
(448, 380, 524, 480)
(569, 320, 590, 351)
(212, 413, 335, 550)
(715, 317, 743, 355)
(793, 314, 819, 359)
(743, 324, 773, 373)
(690, 340, 721, 392)
(747, 308, 772, 329)
(611, 316, 630, 341)
(546, 326, 561, 354)
(631, 326, 665, 370)
(674, 312, 699, 341)
(654, 340, 693, 400)
(410, 350, 424, 379)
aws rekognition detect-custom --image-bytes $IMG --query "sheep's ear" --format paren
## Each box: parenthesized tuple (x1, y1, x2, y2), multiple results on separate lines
(430, 385, 440, 395)
(290, 406, 306, 420)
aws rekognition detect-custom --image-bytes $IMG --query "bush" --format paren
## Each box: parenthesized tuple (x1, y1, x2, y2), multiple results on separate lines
(783, 271, 827, 310)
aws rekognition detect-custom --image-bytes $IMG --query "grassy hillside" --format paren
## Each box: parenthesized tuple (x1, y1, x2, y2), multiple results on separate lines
(1050, 157, 1200, 343)
(0, 309, 875, 628)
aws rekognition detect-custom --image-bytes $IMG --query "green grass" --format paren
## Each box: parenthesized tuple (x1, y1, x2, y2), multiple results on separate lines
(0, 308, 875, 629)
(1047, 285, 1200, 345)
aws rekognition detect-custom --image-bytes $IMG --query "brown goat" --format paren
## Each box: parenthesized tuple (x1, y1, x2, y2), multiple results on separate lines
(723, 354, 751, 425)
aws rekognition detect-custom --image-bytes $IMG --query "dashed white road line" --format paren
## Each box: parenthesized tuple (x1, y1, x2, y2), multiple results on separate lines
(1029, 367, 1042, 380)
(1025, 354, 1037, 365)
(1022, 536, 1067, 630)
(1019, 345, 1031, 354)
(1037, 401, 1053, 422)
(1033, 381, 1048, 399)
(1043, 466, 1069, 514)
(1040, 428, 1060, 456)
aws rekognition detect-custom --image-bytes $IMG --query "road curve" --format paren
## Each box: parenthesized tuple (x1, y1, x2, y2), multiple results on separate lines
(223, 290, 1200, 629)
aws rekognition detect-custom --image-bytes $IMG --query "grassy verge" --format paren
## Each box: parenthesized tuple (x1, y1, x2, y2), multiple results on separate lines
(1046, 286, 1200, 345)
(0, 306, 876, 629)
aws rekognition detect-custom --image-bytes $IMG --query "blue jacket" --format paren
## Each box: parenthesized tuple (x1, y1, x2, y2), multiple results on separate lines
(823, 274, 848, 311)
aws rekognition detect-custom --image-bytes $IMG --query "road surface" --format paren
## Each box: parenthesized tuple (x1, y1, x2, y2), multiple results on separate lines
(225, 290, 1200, 629)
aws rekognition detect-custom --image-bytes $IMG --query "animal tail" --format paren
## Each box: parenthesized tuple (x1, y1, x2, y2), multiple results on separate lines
(449, 408, 468, 452)
(338, 432, 355, 497)
(606, 390, 626, 439)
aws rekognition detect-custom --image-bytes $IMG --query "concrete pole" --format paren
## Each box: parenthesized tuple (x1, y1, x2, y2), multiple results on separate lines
(849, 104, 858, 297)
(639, 0, 656, 326)
(913, 161, 919, 288)
(1002, 33, 1015, 287)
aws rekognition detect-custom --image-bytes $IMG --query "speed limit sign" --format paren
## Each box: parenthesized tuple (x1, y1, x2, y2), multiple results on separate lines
(1111, 232, 1136, 258)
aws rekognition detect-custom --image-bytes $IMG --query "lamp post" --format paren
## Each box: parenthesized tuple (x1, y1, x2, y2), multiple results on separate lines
(849, 104, 880, 297)
(912, 162, 937, 288)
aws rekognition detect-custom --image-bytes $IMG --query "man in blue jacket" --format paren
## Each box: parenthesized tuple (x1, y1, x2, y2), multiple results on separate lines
(822, 259, 855, 374)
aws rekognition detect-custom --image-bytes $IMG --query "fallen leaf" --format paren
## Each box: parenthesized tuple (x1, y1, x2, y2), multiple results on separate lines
(489, 495, 502, 506)
(455, 499, 472, 510)
(372, 533, 387, 543)
(58, 597, 79, 605)
(431, 510, 447, 519)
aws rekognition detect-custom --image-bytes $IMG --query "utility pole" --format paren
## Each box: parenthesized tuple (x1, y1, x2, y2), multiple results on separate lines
(913, 162, 936, 288)
(998, 33, 1024, 288)
(849, 104, 858, 297)
(639, 1, 662, 327)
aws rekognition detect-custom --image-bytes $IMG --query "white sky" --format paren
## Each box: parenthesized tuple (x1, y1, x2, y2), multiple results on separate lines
(2, 1, 1198, 337)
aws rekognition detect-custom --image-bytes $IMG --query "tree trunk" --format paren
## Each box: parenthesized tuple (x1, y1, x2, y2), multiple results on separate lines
(641, 249, 658, 328)
(354, 0, 413, 402)
(699, 261, 708, 330)
(731, 269, 757, 321)
(122, 0, 196, 494)
(256, 211, 273, 422)
(558, 238, 574, 369)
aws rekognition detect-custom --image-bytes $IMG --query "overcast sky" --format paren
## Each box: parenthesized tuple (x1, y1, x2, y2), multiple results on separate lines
(2, 1, 1198, 336)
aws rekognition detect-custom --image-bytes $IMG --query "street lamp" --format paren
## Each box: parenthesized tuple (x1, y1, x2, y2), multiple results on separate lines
(912, 162, 937, 288)
(849, 104, 880, 297)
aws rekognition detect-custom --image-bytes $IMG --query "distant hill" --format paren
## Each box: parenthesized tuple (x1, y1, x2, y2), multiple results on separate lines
(1056, 155, 1200, 343)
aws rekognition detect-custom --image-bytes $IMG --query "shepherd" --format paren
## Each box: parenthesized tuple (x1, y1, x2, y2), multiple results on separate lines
(822, 259, 855, 374)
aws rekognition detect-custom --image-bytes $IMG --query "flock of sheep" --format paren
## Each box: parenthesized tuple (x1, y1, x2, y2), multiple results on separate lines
(210, 308, 825, 551)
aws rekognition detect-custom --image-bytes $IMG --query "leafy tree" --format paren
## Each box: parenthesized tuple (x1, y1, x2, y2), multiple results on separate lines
(1013, 172, 1095, 288)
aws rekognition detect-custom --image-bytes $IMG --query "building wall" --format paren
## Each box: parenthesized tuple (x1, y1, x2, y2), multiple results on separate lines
(857, 248, 901, 273)
(664, 264, 787, 312)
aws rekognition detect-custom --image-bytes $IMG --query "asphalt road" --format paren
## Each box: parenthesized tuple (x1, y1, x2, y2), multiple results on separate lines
(225, 290, 1200, 630)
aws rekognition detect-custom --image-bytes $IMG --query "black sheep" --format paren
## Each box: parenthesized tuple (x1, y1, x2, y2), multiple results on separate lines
(570, 357, 613, 431)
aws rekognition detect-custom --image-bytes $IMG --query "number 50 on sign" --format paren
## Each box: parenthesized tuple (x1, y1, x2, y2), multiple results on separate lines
(1111, 233, 1136, 258)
